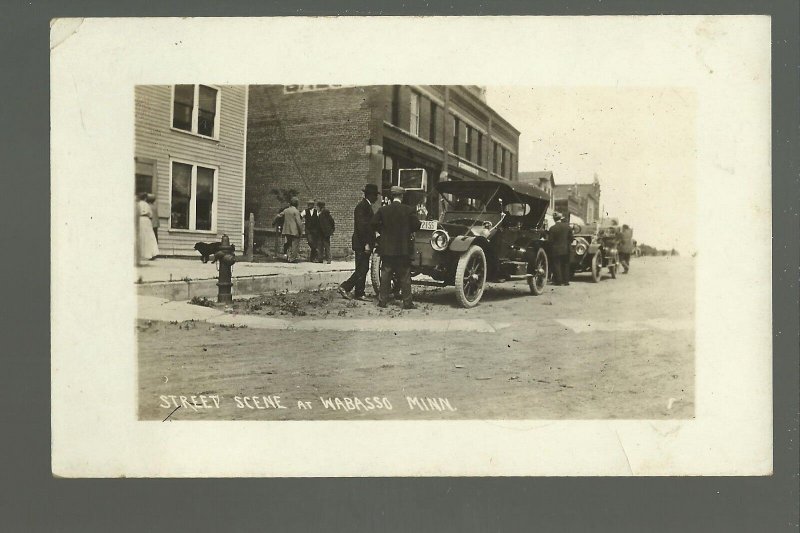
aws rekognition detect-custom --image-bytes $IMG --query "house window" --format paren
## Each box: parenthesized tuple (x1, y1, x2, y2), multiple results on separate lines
(464, 126, 472, 161)
(508, 153, 514, 179)
(135, 159, 156, 195)
(452, 116, 459, 155)
(409, 92, 420, 136)
(170, 161, 216, 231)
(476, 132, 483, 166)
(429, 103, 438, 144)
(172, 84, 220, 138)
(493, 142, 499, 174)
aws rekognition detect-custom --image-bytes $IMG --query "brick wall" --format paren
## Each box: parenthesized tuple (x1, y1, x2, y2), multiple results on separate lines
(246, 85, 379, 258)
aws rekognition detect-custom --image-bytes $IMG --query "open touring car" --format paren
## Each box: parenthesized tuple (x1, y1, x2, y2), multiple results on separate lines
(371, 177, 551, 308)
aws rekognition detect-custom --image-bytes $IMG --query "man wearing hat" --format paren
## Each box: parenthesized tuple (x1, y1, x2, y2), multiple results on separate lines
(371, 185, 422, 309)
(279, 197, 303, 263)
(301, 199, 321, 262)
(548, 211, 573, 286)
(338, 183, 379, 300)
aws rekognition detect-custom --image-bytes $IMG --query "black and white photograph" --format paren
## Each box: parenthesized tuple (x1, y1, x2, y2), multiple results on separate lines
(51, 16, 772, 477)
(134, 83, 696, 421)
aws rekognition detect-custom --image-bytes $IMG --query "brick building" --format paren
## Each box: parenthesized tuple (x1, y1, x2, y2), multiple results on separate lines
(245, 85, 520, 257)
(553, 178, 601, 223)
(135, 85, 248, 256)
(518, 171, 555, 211)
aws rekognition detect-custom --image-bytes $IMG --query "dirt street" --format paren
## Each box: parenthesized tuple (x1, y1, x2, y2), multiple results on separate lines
(138, 256, 694, 420)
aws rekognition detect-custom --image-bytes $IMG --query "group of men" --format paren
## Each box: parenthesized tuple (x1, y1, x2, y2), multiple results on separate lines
(337, 183, 421, 309)
(275, 199, 335, 263)
(548, 212, 635, 285)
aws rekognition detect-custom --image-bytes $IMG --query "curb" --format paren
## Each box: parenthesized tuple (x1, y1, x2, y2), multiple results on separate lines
(136, 269, 355, 301)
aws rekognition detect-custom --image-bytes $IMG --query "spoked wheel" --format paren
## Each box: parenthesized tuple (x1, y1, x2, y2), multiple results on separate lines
(455, 245, 486, 308)
(370, 252, 382, 294)
(528, 248, 548, 295)
(590, 252, 602, 283)
(370, 252, 399, 298)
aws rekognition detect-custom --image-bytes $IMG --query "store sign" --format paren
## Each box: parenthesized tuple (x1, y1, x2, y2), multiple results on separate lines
(283, 85, 356, 94)
(458, 160, 482, 176)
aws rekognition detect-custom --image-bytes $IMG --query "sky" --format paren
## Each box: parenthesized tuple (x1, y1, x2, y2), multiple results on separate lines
(486, 87, 696, 255)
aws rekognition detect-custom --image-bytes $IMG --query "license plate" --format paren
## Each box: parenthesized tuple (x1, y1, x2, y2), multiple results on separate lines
(419, 220, 438, 231)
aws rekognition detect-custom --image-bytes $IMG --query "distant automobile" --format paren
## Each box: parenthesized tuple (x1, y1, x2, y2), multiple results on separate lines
(568, 217, 621, 282)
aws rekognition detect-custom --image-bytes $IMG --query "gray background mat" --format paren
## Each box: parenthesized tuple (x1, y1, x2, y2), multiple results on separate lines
(3, 0, 798, 531)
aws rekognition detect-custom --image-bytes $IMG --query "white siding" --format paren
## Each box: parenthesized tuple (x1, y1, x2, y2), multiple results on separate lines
(135, 85, 247, 256)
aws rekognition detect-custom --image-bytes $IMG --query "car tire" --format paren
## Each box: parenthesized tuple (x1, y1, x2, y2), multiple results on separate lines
(528, 248, 548, 296)
(590, 252, 602, 283)
(455, 245, 486, 308)
(370, 251, 381, 295)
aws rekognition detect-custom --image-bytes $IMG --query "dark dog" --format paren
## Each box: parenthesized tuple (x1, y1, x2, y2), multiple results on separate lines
(194, 242, 235, 263)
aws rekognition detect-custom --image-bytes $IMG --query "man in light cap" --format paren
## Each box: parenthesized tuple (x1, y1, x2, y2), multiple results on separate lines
(339, 183, 379, 300)
(279, 197, 303, 263)
(548, 211, 573, 286)
(371, 185, 421, 309)
(301, 199, 320, 262)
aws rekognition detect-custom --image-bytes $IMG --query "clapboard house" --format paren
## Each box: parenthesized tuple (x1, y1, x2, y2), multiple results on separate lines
(134, 85, 248, 256)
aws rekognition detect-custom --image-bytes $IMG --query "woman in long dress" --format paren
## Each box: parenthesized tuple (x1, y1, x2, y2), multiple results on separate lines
(137, 193, 160, 260)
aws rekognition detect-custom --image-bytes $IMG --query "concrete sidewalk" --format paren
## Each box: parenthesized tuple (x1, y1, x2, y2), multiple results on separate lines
(136, 257, 355, 301)
(138, 295, 497, 333)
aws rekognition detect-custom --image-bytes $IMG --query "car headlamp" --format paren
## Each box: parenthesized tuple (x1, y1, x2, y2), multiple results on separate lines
(430, 229, 450, 251)
(574, 237, 589, 256)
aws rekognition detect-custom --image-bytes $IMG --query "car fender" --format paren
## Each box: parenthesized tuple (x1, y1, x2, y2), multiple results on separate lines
(448, 235, 476, 252)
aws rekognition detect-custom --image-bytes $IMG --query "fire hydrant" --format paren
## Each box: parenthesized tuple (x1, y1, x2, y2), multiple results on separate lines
(214, 234, 236, 304)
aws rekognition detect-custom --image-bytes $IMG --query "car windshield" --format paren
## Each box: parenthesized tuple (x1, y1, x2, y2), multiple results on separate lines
(441, 211, 504, 227)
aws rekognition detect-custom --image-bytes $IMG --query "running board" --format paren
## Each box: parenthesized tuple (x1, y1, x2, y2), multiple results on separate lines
(411, 279, 448, 287)
(495, 274, 533, 282)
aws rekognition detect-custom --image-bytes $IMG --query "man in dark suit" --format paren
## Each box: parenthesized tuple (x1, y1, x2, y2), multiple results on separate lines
(301, 200, 321, 262)
(548, 212, 573, 286)
(338, 183, 379, 300)
(316, 200, 335, 264)
(371, 185, 422, 309)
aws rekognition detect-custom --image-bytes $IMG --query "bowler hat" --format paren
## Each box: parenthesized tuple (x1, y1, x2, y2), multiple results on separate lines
(553, 212, 563, 221)
(362, 183, 379, 194)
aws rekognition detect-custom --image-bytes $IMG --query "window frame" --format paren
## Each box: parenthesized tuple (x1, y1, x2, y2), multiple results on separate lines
(168, 158, 219, 233)
(451, 115, 460, 155)
(429, 102, 438, 145)
(170, 84, 222, 140)
(464, 125, 472, 162)
(409, 91, 421, 137)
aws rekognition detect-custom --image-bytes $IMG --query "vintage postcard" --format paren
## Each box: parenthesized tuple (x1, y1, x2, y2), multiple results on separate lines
(51, 16, 772, 476)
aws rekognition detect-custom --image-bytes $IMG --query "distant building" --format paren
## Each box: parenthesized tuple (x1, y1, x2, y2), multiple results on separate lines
(553, 177, 601, 223)
(518, 171, 555, 211)
(245, 85, 520, 256)
(135, 85, 248, 255)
